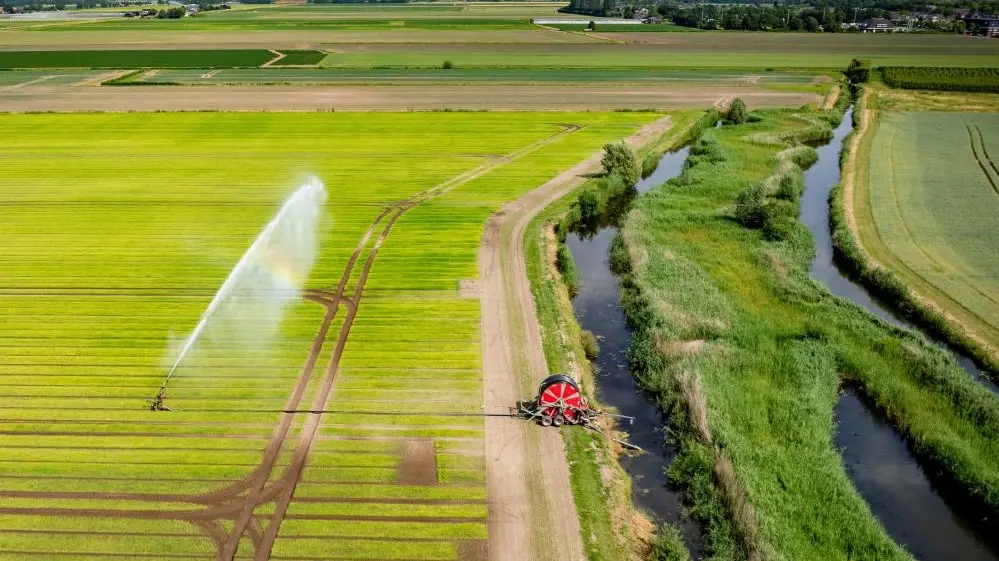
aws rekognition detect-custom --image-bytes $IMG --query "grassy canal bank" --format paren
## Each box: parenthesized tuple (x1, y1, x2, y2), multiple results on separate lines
(613, 100, 999, 560)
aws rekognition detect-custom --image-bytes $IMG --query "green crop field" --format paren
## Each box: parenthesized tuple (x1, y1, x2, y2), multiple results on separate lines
(270, 49, 326, 66)
(0, 49, 275, 69)
(880, 66, 999, 93)
(0, 110, 658, 559)
(863, 111, 999, 353)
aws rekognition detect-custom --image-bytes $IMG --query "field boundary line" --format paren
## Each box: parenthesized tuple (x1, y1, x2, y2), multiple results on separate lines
(261, 50, 286, 68)
(1, 75, 56, 92)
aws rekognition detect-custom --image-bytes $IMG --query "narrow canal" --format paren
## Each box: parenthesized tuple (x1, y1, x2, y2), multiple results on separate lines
(801, 107, 999, 560)
(564, 146, 701, 554)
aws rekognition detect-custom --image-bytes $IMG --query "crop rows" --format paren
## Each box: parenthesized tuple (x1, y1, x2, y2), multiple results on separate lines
(880, 66, 999, 93)
(0, 111, 656, 559)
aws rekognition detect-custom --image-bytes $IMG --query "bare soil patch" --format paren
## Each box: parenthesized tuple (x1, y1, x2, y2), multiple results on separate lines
(0, 83, 818, 112)
(458, 279, 481, 298)
(458, 539, 490, 561)
(398, 438, 439, 486)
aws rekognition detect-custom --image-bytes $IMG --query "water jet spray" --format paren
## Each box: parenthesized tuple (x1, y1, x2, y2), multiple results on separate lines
(151, 177, 327, 410)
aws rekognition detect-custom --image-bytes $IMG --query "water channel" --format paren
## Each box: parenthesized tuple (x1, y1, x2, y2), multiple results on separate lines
(564, 108, 998, 560)
(801, 107, 999, 560)
(565, 146, 701, 554)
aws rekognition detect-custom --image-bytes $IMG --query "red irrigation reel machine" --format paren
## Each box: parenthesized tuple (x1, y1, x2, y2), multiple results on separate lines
(517, 375, 639, 449)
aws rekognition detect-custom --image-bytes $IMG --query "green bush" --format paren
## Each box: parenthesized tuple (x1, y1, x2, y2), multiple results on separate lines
(766, 199, 798, 220)
(575, 188, 600, 223)
(763, 214, 797, 242)
(649, 524, 691, 561)
(845, 58, 870, 84)
(790, 147, 819, 169)
(775, 172, 803, 202)
(734, 183, 767, 228)
(441, 60, 454, 69)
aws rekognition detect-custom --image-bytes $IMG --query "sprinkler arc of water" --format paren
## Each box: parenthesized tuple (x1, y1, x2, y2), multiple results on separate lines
(154, 178, 327, 405)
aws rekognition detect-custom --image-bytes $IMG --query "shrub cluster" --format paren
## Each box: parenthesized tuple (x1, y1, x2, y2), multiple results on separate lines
(845, 58, 870, 84)
(880, 66, 999, 93)
(734, 178, 800, 242)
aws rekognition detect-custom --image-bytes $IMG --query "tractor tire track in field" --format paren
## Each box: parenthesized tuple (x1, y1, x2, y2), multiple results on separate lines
(968, 124, 999, 198)
(882, 124, 999, 313)
(0, 123, 582, 560)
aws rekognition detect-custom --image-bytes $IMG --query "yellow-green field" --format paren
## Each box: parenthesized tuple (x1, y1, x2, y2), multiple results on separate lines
(861, 111, 999, 356)
(0, 111, 658, 559)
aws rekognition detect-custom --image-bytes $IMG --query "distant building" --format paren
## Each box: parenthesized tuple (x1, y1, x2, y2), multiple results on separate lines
(859, 18, 896, 32)
(185, 3, 199, 15)
(951, 8, 971, 20)
(964, 14, 999, 36)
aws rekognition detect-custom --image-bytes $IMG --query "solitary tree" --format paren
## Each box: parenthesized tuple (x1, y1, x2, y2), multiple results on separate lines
(727, 97, 748, 124)
(601, 142, 640, 186)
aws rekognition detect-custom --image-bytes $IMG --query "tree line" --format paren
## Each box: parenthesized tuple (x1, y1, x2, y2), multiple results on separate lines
(562, 0, 996, 31)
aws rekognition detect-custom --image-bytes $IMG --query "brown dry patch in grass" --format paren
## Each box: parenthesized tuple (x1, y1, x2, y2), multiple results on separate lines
(458, 539, 489, 561)
(675, 363, 765, 561)
(398, 439, 438, 486)
(0, 84, 819, 113)
(677, 370, 712, 443)
(714, 453, 764, 561)
(767, 251, 789, 279)
(821, 84, 841, 110)
(655, 337, 707, 361)
(458, 279, 481, 299)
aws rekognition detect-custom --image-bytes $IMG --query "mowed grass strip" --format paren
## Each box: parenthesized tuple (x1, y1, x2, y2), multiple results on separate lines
(0, 49, 274, 69)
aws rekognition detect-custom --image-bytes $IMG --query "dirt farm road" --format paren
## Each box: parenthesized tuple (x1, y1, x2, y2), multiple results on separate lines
(480, 115, 674, 560)
(0, 83, 818, 112)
